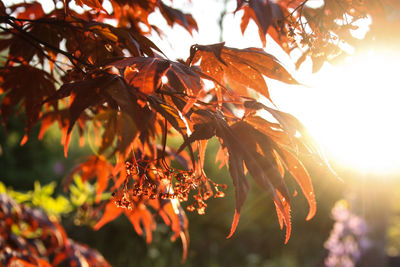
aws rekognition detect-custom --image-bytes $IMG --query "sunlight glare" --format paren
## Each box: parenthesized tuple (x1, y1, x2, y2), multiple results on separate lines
(303, 50, 400, 174)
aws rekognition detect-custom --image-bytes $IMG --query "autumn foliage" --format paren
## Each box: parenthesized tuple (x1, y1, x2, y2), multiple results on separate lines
(1, 0, 398, 263)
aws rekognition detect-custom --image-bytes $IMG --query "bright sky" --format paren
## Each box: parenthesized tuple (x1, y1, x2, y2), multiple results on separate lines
(148, 0, 292, 61)
(273, 52, 400, 175)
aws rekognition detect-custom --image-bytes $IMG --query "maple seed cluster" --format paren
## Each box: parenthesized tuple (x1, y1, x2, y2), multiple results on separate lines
(112, 161, 227, 215)
(186, 181, 227, 215)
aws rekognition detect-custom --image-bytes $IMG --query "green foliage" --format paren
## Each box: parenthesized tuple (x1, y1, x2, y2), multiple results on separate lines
(70, 175, 98, 207)
(0, 175, 110, 218)
(0, 180, 72, 216)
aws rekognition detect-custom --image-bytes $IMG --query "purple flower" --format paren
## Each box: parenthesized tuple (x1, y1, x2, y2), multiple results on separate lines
(324, 200, 371, 267)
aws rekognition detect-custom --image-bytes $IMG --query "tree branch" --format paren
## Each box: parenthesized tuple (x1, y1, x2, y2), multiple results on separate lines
(1, 16, 91, 71)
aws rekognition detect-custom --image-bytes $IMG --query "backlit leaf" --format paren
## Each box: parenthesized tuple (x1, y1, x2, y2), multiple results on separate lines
(66, 155, 113, 203)
(280, 147, 316, 221)
(93, 201, 123, 230)
(188, 43, 298, 102)
(109, 56, 202, 96)
(126, 204, 155, 244)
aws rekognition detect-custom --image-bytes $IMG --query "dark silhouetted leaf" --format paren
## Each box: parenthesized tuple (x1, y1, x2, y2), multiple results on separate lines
(0, 65, 57, 139)
(159, 1, 198, 34)
(236, 0, 292, 50)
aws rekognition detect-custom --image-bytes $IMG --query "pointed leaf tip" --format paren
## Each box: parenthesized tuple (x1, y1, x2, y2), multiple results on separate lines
(180, 231, 188, 264)
(20, 134, 28, 146)
(306, 209, 315, 221)
(284, 227, 291, 244)
(94, 201, 123, 230)
(227, 210, 240, 239)
(274, 191, 292, 244)
(63, 134, 71, 158)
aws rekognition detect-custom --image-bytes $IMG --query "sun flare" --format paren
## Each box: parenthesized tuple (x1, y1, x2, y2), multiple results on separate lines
(297, 50, 400, 174)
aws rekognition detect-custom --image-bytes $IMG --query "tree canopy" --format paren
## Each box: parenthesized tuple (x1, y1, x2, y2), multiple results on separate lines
(1, 0, 399, 265)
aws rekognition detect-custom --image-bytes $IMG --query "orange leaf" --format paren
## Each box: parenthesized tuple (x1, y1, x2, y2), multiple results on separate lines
(161, 200, 183, 239)
(188, 43, 298, 102)
(226, 209, 240, 239)
(159, 199, 189, 262)
(65, 155, 113, 202)
(280, 148, 316, 221)
(9, 258, 38, 267)
(94, 201, 123, 230)
(125, 204, 155, 244)
(64, 133, 71, 158)
(197, 139, 208, 173)
(16, 2, 45, 20)
(245, 115, 292, 148)
(179, 231, 189, 264)
(37, 258, 52, 267)
(215, 145, 228, 169)
(109, 57, 202, 97)
(274, 190, 291, 244)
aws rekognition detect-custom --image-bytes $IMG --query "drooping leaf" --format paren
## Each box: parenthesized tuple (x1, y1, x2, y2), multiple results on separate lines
(157, 198, 189, 263)
(114, 57, 170, 95)
(93, 200, 123, 230)
(242, 110, 321, 226)
(244, 115, 292, 148)
(188, 43, 298, 102)
(244, 100, 325, 157)
(0, 65, 57, 137)
(147, 95, 189, 136)
(109, 0, 157, 34)
(159, 1, 198, 34)
(235, 0, 293, 50)
(274, 190, 291, 244)
(279, 147, 316, 221)
(230, 121, 292, 240)
(126, 204, 155, 244)
(75, 0, 107, 13)
(44, 74, 136, 156)
(177, 109, 292, 239)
